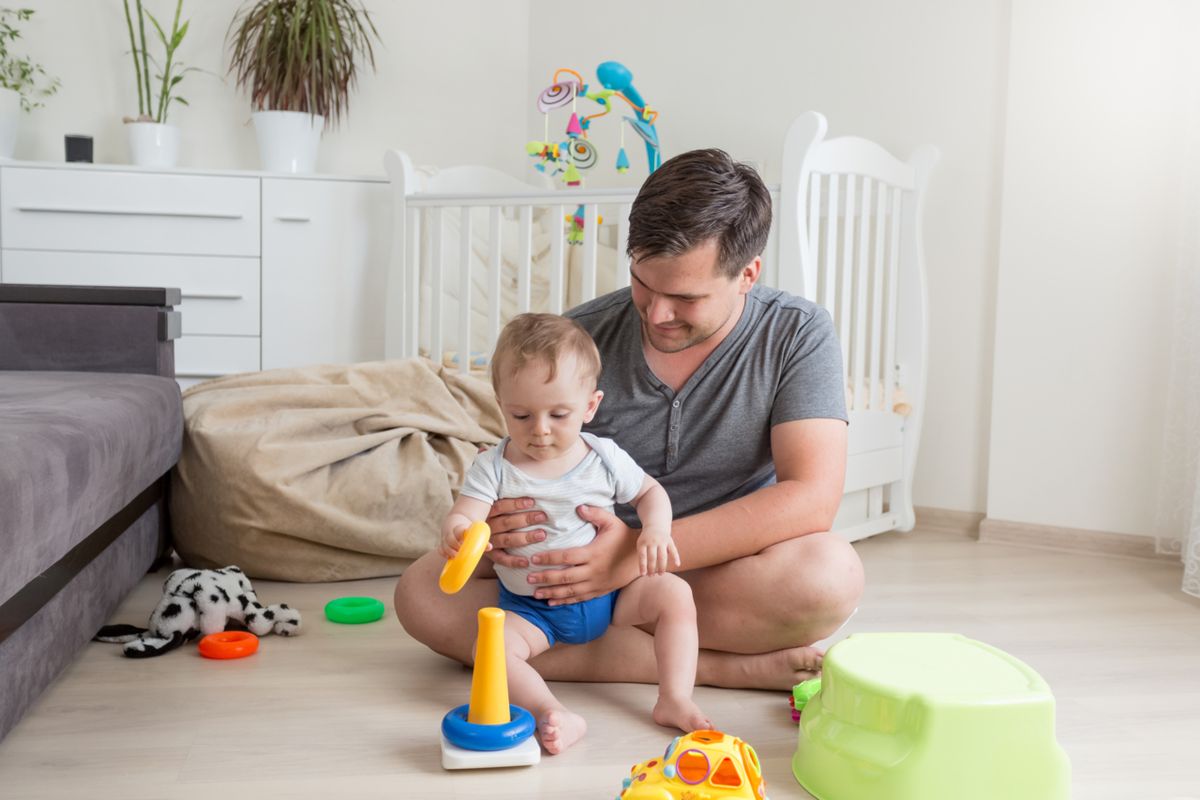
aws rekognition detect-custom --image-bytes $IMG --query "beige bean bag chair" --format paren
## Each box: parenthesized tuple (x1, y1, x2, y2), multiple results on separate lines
(170, 359, 504, 581)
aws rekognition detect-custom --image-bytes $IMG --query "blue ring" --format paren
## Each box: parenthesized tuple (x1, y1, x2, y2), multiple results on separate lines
(441, 704, 536, 751)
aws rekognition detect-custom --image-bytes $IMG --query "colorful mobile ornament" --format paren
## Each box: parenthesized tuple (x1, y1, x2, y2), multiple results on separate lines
(525, 62, 660, 243)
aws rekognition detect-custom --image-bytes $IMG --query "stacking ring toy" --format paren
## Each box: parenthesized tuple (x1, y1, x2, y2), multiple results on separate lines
(324, 596, 385, 624)
(198, 631, 259, 659)
(441, 703, 536, 752)
(438, 521, 490, 594)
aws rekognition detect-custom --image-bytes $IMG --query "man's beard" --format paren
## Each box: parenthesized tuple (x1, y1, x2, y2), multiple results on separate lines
(643, 321, 719, 353)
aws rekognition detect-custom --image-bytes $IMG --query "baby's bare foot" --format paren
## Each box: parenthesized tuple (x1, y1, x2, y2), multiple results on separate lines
(653, 694, 713, 733)
(538, 708, 587, 755)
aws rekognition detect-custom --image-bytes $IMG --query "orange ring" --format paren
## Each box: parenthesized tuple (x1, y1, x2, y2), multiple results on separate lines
(198, 631, 259, 659)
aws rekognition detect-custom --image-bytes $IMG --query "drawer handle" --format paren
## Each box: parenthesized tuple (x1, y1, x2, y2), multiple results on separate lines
(274, 215, 311, 223)
(182, 291, 244, 300)
(17, 205, 244, 220)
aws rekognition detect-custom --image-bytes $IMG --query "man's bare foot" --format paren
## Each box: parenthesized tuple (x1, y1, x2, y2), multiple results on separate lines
(703, 645, 824, 690)
(538, 708, 587, 755)
(653, 694, 713, 733)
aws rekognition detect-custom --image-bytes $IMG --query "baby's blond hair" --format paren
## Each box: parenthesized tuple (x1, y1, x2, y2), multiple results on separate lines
(490, 313, 601, 394)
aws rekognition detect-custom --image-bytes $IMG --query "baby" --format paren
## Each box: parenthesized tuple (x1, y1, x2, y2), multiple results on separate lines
(440, 313, 711, 754)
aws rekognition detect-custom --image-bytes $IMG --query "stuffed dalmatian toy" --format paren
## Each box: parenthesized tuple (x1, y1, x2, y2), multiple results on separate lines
(95, 566, 302, 658)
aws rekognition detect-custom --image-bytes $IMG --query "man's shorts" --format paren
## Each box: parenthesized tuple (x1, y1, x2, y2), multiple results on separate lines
(497, 583, 617, 646)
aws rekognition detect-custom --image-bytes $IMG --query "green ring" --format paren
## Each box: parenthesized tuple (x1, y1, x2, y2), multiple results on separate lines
(324, 596, 385, 624)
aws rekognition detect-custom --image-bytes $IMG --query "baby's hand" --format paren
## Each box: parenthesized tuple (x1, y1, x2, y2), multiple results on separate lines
(438, 523, 468, 561)
(637, 525, 680, 576)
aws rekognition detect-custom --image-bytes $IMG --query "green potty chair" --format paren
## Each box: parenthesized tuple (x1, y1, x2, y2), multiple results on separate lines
(793, 633, 1070, 800)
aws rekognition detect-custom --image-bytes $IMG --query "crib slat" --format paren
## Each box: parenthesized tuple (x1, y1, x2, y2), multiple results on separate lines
(870, 181, 888, 409)
(884, 186, 903, 411)
(430, 207, 444, 364)
(518, 205, 533, 312)
(488, 206, 502, 348)
(838, 175, 856, 378)
(853, 177, 872, 411)
(616, 203, 631, 287)
(582, 204, 598, 302)
(458, 207, 472, 373)
(807, 173, 821, 302)
(868, 485, 884, 518)
(550, 203, 565, 313)
(405, 207, 421, 359)
(823, 174, 839, 313)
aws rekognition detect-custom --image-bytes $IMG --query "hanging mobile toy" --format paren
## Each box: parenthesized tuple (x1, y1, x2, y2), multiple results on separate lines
(525, 62, 660, 243)
(595, 61, 661, 172)
(525, 61, 661, 187)
(565, 204, 603, 245)
(615, 124, 631, 173)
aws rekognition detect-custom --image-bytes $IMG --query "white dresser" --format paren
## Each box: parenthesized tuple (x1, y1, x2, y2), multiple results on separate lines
(0, 162, 390, 387)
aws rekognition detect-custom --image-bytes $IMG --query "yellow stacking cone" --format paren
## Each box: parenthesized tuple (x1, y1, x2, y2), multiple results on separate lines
(467, 607, 510, 725)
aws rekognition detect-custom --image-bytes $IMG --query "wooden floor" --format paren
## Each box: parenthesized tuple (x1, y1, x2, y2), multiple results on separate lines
(2, 528, 1197, 799)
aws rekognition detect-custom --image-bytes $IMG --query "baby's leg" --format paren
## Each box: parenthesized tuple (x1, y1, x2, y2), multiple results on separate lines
(612, 575, 712, 732)
(500, 613, 587, 755)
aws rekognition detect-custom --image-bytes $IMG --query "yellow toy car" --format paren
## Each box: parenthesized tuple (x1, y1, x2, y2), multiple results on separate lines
(619, 729, 768, 800)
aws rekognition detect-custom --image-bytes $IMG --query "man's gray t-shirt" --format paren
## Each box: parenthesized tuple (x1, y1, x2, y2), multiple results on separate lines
(566, 283, 847, 525)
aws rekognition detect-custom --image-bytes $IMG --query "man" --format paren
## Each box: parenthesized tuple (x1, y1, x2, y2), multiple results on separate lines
(395, 148, 862, 691)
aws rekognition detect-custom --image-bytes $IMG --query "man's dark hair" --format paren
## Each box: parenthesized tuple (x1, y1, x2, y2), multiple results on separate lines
(626, 148, 772, 280)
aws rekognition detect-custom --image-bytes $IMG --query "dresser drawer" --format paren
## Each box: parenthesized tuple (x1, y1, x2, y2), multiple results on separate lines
(2, 250, 260, 336)
(175, 335, 260, 382)
(0, 167, 260, 256)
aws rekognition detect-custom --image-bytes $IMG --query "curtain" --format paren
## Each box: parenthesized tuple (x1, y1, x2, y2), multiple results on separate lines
(1154, 99, 1200, 597)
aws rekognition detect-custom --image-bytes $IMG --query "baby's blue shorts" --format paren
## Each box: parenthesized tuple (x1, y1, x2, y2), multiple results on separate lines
(497, 583, 617, 646)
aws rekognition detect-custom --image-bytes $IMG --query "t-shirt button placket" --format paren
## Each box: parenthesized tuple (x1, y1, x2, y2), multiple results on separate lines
(667, 399, 681, 468)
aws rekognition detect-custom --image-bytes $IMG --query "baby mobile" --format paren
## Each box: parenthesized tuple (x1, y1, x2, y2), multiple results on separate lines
(526, 60, 661, 244)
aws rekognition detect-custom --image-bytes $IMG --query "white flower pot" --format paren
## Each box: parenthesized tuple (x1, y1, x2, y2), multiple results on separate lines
(0, 87, 22, 159)
(126, 122, 181, 168)
(252, 110, 323, 173)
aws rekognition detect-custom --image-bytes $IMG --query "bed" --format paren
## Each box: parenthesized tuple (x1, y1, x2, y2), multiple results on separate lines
(382, 111, 938, 542)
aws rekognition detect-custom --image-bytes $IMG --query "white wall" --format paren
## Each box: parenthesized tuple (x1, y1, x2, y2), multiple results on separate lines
(11, 1, 1186, 528)
(987, 0, 1194, 535)
(11, 0, 530, 177)
(527, 0, 1011, 514)
(8, 0, 1009, 516)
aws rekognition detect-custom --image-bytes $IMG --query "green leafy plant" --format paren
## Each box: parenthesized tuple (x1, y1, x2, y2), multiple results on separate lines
(0, 8, 59, 112)
(227, 0, 380, 128)
(123, 0, 201, 124)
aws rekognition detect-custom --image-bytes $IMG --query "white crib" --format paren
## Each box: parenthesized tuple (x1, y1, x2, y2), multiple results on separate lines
(383, 111, 937, 543)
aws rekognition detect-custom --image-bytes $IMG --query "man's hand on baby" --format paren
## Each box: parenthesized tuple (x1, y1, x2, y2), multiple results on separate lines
(483, 497, 547, 569)
(526, 505, 640, 605)
(637, 526, 680, 576)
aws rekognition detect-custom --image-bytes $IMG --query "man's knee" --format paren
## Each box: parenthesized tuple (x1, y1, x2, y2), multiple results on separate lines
(772, 533, 863, 633)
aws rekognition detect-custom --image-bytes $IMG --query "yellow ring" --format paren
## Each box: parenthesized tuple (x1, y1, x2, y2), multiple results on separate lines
(439, 521, 490, 594)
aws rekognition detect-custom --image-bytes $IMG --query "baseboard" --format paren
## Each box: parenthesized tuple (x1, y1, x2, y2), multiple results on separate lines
(979, 517, 1178, 562)
(914, 506, 984, 537)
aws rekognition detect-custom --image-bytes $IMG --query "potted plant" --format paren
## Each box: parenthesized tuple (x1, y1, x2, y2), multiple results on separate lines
(122, 0, 199, 168)
(0, 8, 59, 160)
(227, 0, 379, 174)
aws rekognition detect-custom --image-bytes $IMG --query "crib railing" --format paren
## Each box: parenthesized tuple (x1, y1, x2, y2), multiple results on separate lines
(383, 143, 914, 414)
(404, 189, 633, 368)
(779, 117, 938, 418)
(384, 150, 783, 371)
(775, 111, 939, 537)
